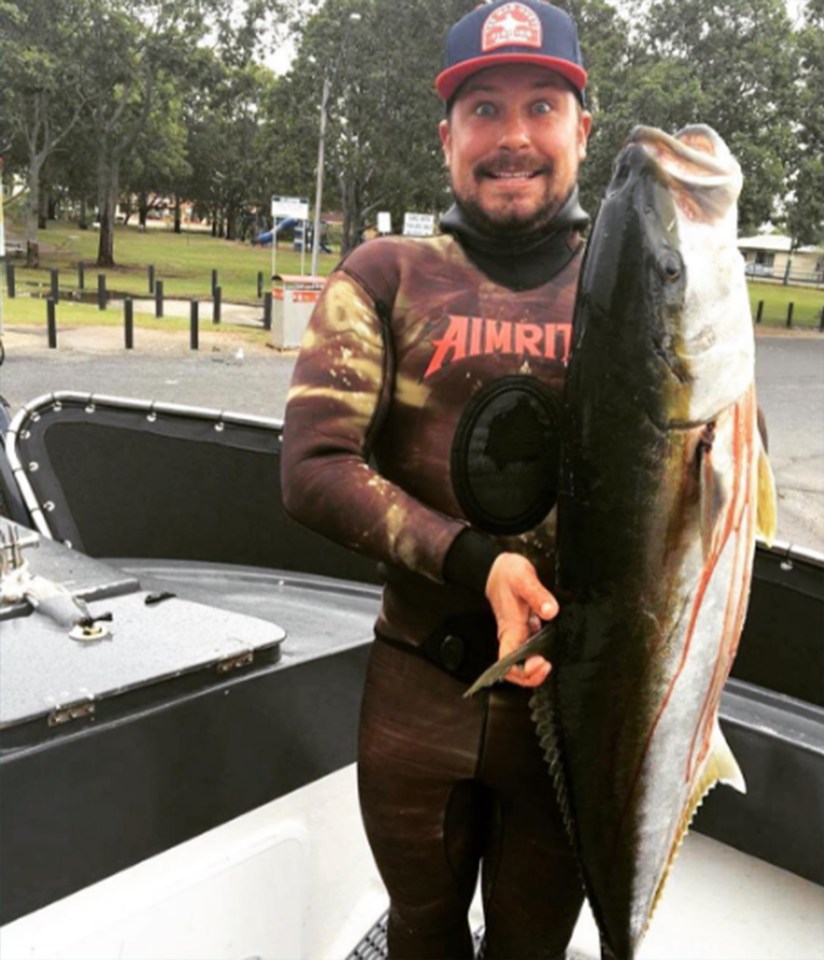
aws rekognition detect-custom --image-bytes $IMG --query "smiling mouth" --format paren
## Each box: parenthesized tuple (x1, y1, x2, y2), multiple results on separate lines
(482, 168, 544, 180)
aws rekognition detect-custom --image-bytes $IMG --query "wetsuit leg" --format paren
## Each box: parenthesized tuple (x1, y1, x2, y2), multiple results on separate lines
(358, 640, 487, 959)
(479, 686, 585, 960)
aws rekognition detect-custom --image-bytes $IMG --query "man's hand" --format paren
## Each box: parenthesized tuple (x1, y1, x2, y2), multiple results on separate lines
(485, 552, 558, 688)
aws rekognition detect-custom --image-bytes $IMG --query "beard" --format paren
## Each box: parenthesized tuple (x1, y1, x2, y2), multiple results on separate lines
(451, 156, 568, 240)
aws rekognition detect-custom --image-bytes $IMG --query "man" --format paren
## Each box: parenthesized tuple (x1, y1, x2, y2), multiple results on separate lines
(282, 2, 592, 957)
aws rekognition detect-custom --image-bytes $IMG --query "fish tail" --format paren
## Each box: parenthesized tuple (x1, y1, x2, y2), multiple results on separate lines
(463, 622, 556, 697)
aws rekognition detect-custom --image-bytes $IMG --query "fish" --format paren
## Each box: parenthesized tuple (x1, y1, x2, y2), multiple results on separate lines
(467, 124, 778, 958)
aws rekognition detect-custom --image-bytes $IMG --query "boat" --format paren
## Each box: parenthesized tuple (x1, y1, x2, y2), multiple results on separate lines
(1, 391, 822, 959)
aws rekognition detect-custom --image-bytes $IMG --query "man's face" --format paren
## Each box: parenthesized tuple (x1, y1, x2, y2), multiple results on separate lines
(439, 64, 591, 237)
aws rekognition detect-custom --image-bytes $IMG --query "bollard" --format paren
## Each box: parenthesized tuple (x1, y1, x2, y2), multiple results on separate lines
(786, 302, 794, 329)
(211, 269, 218, 296)
(755, 300, 764, 324)
(50, 268, 59, 302)
(190, 299, 199, 350)
(819, 306, 824, 332)
(257, 271, 264, 299)
(124, 297, 134, 349)
(6, 262, 15, 298)
(47, 299, 57, 348)
(148, 264, 155, 294)
(213, 285, 222, 324)
(77, 261, 85, 291)
(263, 291, 272, 331)
(155, 280, 164, 319)
(98, 274, 107, 310)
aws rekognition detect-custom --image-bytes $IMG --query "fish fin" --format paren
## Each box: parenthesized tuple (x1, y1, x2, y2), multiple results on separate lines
(463, 622, 556, 698)
(756, 438, 778, 547)
(649, 721, 746, 925)
(699, 442, 727, 558)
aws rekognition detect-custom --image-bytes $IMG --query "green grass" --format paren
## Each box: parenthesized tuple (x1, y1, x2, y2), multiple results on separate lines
(3, 220, 822, 331)
(747, 281, 823, 329)
(3, 220, 340, 305)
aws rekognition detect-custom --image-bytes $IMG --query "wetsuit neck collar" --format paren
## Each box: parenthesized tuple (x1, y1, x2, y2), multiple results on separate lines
(439, 188, 589, 290)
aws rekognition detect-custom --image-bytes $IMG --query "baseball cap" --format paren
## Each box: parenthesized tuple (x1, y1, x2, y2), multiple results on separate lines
(435, 1, 587, 105)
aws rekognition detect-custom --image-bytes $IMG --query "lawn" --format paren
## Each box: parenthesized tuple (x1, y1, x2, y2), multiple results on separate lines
(2, 220, 822, 331)
(3, 220, 340, 307)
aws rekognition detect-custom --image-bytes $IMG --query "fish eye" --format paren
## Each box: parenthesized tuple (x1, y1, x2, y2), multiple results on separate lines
(660, 252, 683, 281)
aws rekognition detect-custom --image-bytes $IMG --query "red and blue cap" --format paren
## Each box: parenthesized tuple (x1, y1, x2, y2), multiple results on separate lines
(435, 1, 587, 105)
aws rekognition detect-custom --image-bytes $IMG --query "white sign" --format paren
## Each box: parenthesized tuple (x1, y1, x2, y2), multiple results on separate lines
(377, 211, 392, 234)
(403, 212, 435, 237)
(271, 195, 309, 221)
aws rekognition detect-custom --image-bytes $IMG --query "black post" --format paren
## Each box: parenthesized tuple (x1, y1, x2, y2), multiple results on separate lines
(755, 300, 764, 324)
(819, 306, 824, 333)
(97, 274, 107, 310)
(124, 297, 134, 349)
(6, 262, 15, 298)
(213, 285, 222, 324)
(257, 271, 264, 298)
(263, 291, 272, 331)
(47, 299, 57, 348)
(148, 264, 155, 294)
(155, 279, 164, 319)
(211, 269, 218, 296)
(190, 299, 199, 350)
(50, 268, 59, 302)
(78, 261, 85, 291)
(786, 302, 794, 329)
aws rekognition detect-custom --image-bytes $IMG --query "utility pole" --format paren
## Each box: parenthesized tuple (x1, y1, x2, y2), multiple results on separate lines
(311, 75, 330, 278)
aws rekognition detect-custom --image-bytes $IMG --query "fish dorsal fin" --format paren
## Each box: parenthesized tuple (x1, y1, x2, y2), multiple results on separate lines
(757, 437, 778, 547)
(648, 721, 745, 927)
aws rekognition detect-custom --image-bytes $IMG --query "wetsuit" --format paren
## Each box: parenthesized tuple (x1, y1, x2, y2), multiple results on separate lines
(281, 192, 588, 959)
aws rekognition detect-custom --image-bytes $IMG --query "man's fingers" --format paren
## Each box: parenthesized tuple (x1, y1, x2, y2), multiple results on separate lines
(505, 655, 551, 688)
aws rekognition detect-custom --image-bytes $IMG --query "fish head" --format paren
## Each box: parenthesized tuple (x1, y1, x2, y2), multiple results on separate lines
(577, 124, 752, 428)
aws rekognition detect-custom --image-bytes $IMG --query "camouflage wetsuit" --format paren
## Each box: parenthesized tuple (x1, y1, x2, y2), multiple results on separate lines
(282, 193, 588, 960)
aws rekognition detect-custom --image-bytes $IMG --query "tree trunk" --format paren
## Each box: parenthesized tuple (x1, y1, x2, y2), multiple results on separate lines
(173, 195, 182, 234)
(25, 156, 43, 267)
(96, 158, 119, 267)
(78, 197, 89, 230)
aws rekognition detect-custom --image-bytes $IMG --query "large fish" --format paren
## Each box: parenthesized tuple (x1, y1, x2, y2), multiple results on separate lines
(469, 124, 777, 958)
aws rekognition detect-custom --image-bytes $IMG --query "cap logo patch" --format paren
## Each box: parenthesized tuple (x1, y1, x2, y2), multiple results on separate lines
(481, 2, 542, 52)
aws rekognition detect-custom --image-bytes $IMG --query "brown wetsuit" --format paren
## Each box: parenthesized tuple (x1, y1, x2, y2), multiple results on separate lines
(282, 195, 588, 959)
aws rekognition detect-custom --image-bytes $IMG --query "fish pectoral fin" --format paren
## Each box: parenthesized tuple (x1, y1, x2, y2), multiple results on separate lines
(699, 441, 727, 558)
(463, 623, 556, 698)
(756, 439, 778, 547)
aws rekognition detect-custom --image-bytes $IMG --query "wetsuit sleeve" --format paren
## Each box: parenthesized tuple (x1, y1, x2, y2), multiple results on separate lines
(281, 269, 468, 584)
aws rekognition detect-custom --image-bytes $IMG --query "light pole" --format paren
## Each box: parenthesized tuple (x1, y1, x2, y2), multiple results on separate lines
(311, 12, 361, 277)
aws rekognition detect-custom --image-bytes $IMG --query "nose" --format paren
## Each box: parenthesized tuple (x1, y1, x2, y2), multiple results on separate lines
(497, 109, 531, 151)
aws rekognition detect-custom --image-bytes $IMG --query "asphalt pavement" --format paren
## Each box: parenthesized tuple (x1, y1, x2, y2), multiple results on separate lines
(1, 322, 822, 553)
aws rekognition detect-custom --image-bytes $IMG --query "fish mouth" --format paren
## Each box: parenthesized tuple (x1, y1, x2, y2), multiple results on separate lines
(629, 124, 742, 223)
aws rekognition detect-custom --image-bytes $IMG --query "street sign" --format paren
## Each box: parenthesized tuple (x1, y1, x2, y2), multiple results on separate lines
(377, 211, 392, 234)
(271, 196, 309, 221)
(403, 212, 435, 237)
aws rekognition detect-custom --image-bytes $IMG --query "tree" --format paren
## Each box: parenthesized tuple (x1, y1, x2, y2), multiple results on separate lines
(0, 0, 92, 265)
(274, 0, 476, 254)
(784, 0, 824, 249)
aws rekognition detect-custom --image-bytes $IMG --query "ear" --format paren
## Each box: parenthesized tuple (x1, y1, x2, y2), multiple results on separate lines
(578, 110, 592, 161)
(439, 118, 452, 165)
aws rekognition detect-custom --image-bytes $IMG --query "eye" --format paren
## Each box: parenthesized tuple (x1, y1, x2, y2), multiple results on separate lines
(532, 100, 553, 116)
(660, 251, 683, 282)
(474, 101, 496, 118)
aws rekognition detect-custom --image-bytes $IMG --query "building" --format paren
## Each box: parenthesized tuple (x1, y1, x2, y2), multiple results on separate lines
(738, 234, 824, 284)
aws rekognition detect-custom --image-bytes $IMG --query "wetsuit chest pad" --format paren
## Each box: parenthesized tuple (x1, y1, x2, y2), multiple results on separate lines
(451, 374, 562, 535)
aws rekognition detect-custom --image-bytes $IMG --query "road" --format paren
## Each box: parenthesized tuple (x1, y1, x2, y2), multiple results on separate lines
(1, 325, 822, 553)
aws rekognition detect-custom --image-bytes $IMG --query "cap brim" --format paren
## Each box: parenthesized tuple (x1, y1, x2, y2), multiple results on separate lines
(435, 54, 587, 103)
